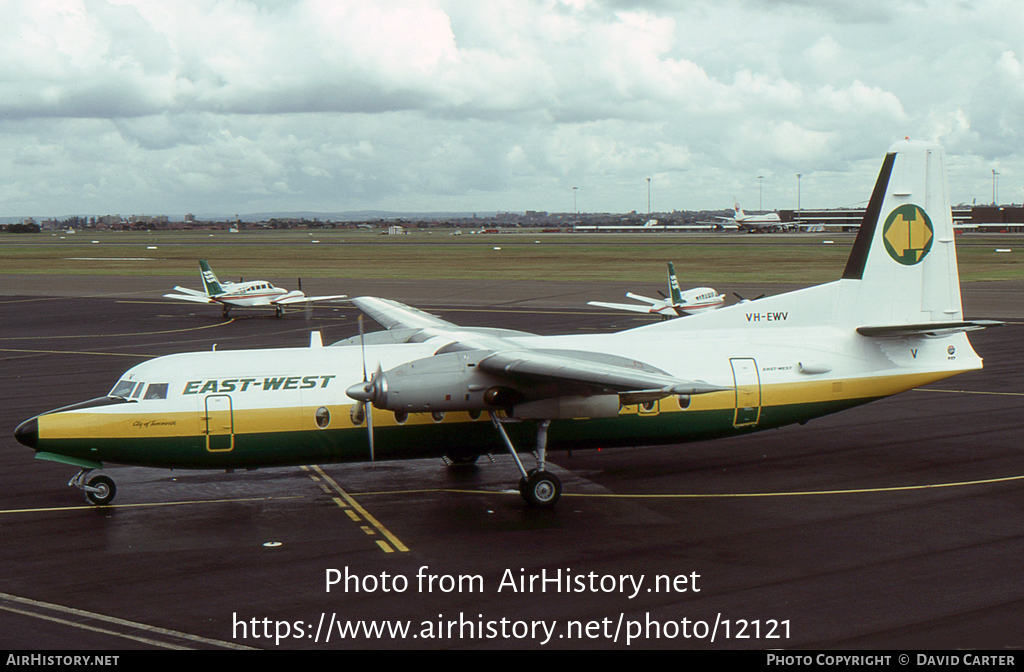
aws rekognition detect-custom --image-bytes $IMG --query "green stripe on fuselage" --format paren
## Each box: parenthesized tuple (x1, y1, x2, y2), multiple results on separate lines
(33, 396, 879, 470)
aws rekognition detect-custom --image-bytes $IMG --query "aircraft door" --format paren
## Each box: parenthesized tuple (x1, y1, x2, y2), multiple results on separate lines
(729, 358, 761, 427)
(204, 394, 235, 452)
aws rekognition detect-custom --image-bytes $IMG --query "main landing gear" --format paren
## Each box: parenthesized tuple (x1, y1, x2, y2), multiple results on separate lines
(489, 413, 561, 508)
(70, 469, 116, 506)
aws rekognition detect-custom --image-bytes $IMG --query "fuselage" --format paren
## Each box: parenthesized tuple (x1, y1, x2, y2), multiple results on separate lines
(15, 280, 982, 472)
(213, 281, 290, 307)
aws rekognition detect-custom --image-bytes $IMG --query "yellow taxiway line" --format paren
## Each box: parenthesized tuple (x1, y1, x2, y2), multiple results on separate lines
(306, 465, 409, 553)
(343, 472, 1024, 500)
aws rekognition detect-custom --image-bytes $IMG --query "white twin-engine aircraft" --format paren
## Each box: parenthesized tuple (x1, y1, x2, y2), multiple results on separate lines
(163, 259, 347, 317)
(587, 262, 725, 318)
(16, 142, 1000, 508)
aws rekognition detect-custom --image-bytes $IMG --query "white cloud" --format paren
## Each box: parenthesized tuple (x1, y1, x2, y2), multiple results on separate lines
(0, 0, 1021, 214)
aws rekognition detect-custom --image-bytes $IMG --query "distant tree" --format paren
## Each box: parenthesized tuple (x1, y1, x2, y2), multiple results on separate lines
(3, 223, 41, 233)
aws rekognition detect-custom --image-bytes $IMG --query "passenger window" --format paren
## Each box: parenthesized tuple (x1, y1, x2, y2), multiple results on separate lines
(144, 383, 169, 400)
(110, 380, 137, 397)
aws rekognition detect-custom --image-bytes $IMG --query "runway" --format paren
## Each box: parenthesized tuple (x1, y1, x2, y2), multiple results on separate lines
(1, 286, 1022, 649)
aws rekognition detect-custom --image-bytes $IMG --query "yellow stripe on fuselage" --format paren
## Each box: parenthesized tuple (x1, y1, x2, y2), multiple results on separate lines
(36, 369, 971, 441)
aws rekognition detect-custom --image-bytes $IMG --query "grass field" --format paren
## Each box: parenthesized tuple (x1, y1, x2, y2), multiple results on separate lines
(0, 229, 1020, 283)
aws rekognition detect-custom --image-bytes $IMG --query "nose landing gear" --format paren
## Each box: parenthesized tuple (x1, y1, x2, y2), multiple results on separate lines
(70, 469, 116, 506)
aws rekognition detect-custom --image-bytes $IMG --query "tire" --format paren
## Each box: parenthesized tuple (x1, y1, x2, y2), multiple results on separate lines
(85, 475, 116, 506)
(519, 470, 561, 507)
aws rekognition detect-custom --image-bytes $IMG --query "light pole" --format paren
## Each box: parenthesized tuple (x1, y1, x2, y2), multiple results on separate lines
(758, 175, 764, 211)
(647, 177, 651, 216)
(992, 169, 999, 205)
(573, 186, 578, 230)
(796, 173, 802, 219)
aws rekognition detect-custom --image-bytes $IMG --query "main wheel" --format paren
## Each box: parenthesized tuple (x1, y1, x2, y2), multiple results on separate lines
(85, 475, 116, 506)
(519, 470, 561, 507)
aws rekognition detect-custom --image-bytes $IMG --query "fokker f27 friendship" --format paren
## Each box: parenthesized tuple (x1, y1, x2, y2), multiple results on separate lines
(164, 259, 347, 317)
(587, 262, 724, 318)
(15, 141, 999, 508)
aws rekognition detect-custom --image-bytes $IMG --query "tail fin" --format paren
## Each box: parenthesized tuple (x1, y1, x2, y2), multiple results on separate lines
(838, 140, 962, 325)
(733, 200, 744, 219)
(666, 262, 683, 304)
(199, 260, 225, 296)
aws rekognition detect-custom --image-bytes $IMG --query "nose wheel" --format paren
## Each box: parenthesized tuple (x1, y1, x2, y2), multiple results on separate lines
(70, 469, 117, 506)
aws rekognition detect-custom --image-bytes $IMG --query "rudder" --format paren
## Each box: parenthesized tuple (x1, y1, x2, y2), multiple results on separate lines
(837, 141, 962, 326)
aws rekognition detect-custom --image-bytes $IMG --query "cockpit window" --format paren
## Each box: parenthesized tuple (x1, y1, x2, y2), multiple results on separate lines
(144, 383, 169, 400)
(110, 380, 138, 398)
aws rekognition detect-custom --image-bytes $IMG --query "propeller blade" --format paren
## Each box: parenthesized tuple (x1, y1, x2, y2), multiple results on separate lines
(298, 277, 302, 292)
(366, 400, 375, 463)
(358, 315, 367, 383)
(657, 290, 668, 299)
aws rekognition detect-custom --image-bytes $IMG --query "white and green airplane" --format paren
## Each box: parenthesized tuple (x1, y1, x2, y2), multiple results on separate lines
(164, 259, 347, 317)
(587, 262, 724, 318)
(15, 141, 999, 508)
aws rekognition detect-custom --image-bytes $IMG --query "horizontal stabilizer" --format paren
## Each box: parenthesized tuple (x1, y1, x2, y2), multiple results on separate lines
(857, 320, 1003, 338)
(587, 301, 659, 314)
(624, 292, 661, 305)
(163, 293, 216, 304)
(172, 286, 210, 297)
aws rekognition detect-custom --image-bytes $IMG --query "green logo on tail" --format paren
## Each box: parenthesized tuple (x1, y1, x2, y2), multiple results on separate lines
(882, 204, 933, 266)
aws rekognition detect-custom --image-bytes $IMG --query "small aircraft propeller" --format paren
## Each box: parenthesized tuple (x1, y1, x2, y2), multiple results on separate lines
(345, 315, 378, 462)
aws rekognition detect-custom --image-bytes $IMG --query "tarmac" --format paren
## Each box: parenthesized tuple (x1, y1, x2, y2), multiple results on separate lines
(0, 276, 1022, 649)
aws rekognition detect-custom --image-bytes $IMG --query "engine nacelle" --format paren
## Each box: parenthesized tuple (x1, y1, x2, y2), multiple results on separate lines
(512, 395, 620, 420)
(349, 351, 518, 413)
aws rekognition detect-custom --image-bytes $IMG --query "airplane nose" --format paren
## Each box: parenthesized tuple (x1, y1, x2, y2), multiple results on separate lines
(14, 418, 38, 449)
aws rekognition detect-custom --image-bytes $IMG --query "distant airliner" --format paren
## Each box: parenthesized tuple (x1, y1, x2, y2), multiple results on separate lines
(164, 260, 347, 317)
(719, 201, 783, 230)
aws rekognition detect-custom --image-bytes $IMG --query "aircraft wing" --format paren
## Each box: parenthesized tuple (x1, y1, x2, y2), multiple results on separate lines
(352, 296, 460, 330)
(272, 293, 348, 305)
(350, 296, 726, 406)
(478, 350, 728, 397)
(163, 293, 216, 304)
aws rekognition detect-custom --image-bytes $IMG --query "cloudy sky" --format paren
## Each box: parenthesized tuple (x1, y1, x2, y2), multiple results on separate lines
(2, 0, 1022, 217)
